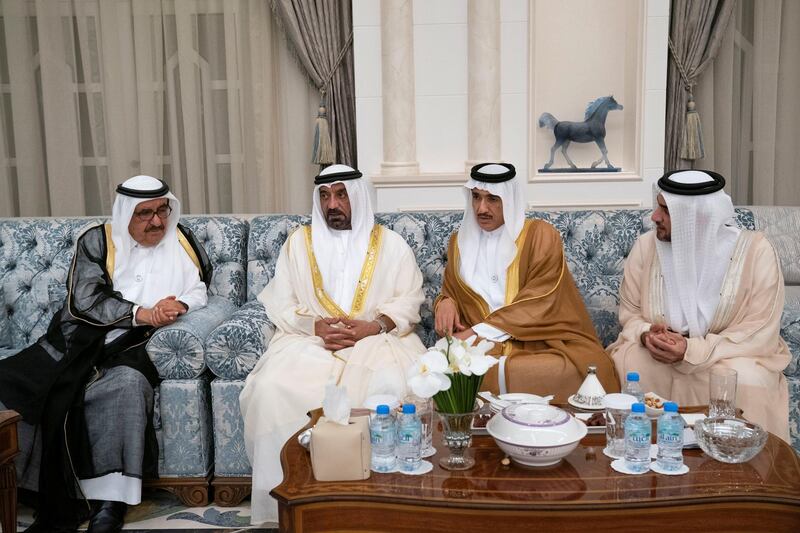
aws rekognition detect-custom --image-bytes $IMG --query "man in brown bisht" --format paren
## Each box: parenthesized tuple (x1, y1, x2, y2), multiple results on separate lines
(435, 163, 619, 401)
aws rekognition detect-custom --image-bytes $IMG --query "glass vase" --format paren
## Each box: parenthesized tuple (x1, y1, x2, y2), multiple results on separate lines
(437, 409, 477, 470)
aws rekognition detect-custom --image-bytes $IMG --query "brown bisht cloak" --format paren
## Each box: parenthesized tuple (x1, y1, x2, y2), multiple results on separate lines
(439, 219, 619, 401)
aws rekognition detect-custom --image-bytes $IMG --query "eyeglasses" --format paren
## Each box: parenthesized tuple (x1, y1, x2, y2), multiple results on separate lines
(133, 204, 172, 222)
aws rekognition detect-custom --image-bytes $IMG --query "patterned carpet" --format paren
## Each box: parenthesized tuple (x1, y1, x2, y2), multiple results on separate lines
(16, 490, 278, 531)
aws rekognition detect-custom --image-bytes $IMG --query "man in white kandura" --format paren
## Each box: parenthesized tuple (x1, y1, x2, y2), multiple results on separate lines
(239, 164, 427, 524)
(607, 170, 790, 441)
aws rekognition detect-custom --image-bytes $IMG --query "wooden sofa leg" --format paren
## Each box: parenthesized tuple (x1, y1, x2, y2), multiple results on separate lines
(211, 476, 252, 506)
(144, 474, 211, 507)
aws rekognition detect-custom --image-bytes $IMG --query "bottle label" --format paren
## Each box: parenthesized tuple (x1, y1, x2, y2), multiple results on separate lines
(398, 430, 420, 444)
(659, 433, 681, 444)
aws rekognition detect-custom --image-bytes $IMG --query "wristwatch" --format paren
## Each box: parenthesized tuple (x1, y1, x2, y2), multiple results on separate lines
(375, 314, 389, 334)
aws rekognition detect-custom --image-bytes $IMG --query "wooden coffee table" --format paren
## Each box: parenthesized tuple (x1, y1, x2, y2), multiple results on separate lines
(272, 408, 800, 532)
(0, 410, 20, 533)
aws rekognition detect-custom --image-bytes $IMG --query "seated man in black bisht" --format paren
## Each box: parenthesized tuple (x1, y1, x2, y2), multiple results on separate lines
(0, 175, 212, 533)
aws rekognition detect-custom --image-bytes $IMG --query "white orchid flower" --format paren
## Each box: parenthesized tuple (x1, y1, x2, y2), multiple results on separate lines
(407, 349, 451, 399)
(466, 352, 499, 376)
(451, 335, 499, 376)
(446, 341, 468, 372)
(433, 336, 451, 352)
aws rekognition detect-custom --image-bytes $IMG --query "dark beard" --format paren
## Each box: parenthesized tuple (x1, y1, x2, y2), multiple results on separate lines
(326, 210, 351, 230)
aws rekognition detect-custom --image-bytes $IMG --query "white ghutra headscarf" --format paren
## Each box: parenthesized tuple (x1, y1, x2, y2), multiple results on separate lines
(655, 170, 741, 337)
(457, 163, 526, 311)
(310, 164, 374, 314)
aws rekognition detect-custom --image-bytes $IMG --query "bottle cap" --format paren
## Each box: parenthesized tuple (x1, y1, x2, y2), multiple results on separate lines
(376, 404, 390, 415)
(402, 403, 416, 414)
(631, 403, 645, 413)
(626, 372, 640, 382)
(663, 402, 678, 412)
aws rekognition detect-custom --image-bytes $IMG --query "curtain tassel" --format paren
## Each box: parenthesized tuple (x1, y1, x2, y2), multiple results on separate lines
(680, 95, 705, 160)
(311, 94, 334, 165)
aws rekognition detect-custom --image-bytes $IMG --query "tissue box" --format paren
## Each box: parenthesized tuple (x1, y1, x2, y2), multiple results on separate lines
(310, 415, 371, 481)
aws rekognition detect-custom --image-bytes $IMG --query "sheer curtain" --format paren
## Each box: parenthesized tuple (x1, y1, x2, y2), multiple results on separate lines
(693, 0, 800, 205)
(0, 0, 318, 217)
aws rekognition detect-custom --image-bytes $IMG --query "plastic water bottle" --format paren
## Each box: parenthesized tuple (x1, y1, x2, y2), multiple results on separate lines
(624, 372, 644, 403)
(370, 404, 397, 472)
(396, 403, 422, 472)
(656, 402, 684, 471)
(624, 403, 651, 473)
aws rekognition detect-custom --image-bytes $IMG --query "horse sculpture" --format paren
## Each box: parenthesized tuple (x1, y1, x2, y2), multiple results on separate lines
(538, 95, 623, 170)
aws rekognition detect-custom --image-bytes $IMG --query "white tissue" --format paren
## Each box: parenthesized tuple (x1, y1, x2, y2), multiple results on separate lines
(322, 381, 351, 426)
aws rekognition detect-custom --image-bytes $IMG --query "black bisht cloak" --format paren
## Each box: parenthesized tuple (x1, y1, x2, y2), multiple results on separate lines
(0, 222, 212, 527)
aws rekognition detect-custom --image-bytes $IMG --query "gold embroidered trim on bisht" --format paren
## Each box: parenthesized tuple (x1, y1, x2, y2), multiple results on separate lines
(504, 220, 533, 305)
(178, 228, 202, 272)
(452, 239, 491, 319)
(66, 225, 131, 326)
(303, 224, 384, 319)
(104, 223, 115, 280)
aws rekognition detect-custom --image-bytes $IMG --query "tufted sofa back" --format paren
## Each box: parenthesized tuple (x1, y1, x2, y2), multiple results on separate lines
(0, 216, 248, 350)
(245, 209, 756, 348)
(181, 216, 249, 307)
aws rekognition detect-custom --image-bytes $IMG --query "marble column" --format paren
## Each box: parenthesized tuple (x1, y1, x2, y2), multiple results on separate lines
(380, 0, 420, 176)
(466, 0, 501, 170)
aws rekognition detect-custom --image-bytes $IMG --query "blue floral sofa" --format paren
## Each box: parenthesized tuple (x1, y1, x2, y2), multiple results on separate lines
(204, 207, 800, 505)
(0, 215, 247, 506)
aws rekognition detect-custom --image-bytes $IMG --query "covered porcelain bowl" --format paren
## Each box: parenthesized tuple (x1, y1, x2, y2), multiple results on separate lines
(486, 403, 587, 467)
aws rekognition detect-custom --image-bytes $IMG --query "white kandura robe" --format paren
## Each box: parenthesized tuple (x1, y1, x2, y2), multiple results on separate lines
(239, 225, 426, 525)
(607, 230, 791, 441)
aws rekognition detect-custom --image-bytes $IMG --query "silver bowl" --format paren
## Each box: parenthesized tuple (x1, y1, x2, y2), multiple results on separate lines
(694, 417, 767, 463)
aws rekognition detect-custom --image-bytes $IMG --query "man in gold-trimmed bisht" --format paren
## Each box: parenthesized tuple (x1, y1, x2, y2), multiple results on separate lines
(239, 164, 426, 525)
(607, 170, 790, 441)
(0, 175, 212, 532)
(434, 163, 619, 402)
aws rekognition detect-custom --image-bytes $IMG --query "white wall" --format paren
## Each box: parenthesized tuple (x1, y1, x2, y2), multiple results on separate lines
(354, 0, 669, 212)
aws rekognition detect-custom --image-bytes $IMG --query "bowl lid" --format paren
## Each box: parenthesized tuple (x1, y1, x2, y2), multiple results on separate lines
(503, 403, 570, 427)
(487, 404, 587, 447)
(498, 392, 551, 404)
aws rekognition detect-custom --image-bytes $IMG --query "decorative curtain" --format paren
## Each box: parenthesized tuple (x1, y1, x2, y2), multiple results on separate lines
(270, 0, 357, 168)
(693, 0, 800, 205)
(0, 0, 318, 217)
(664, 0, 735, 171)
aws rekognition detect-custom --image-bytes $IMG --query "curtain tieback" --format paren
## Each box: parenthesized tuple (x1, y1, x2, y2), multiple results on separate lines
(668, 38, 705, 161)
(312, 32, 354, 166)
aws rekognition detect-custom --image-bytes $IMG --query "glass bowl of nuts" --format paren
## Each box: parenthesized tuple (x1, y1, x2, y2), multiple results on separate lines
(694, 417, 767, 463)
(644, 392, 667, 418)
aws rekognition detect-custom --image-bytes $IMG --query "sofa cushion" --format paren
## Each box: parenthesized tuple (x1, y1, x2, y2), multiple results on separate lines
(210, 379, 251, 476)
(147, 295, 237, 379)
(0, 218, 105, 349)
(750, 206, 800, 285)
(247, 215, 310, 301)
(783, 288, 800, 378)
(181, 216, 248, 307)
(156, 377, 213, 477)
(205, 300, 275, 379)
